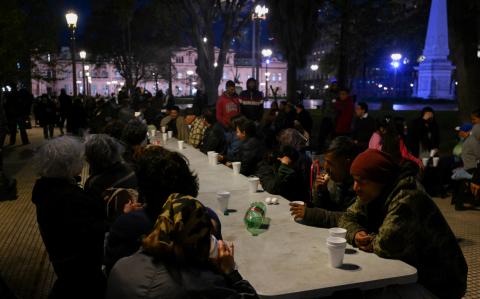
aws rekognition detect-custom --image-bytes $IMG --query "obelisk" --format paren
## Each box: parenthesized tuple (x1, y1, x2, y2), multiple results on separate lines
(414, 0, 455, 99)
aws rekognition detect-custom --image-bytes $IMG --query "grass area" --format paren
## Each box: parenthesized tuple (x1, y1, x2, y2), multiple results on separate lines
(309, 109, 460, 155)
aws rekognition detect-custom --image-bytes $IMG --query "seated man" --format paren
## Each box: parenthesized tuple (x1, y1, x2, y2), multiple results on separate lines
(185, 108, 207, 148)
(290, 137, 358, 228)
(200, 112, 226, 154)
(339, 149, 468, 299)
(160, 106, 185, 139)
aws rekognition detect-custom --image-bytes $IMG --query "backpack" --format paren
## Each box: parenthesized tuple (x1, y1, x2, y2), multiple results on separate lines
(100, 171, 138, 225)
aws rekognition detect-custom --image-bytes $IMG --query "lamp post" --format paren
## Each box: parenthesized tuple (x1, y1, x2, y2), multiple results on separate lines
(262, 48, 272, 100)
(390, 53, 402, 97)
(310, 64, 319, 97)
(66, 11, 78, 96)
(84, 65, 90, 96)
(186, 70, 194, 96)
(252, 5, 268, 80)
(79, 50, 87, 97)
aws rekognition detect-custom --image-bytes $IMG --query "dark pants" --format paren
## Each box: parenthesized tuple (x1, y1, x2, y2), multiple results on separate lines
(452, 168, 475, 209)
(58, 114, 67, 134)
(43, 124, 54, 139)
(8, 118, 29, 145)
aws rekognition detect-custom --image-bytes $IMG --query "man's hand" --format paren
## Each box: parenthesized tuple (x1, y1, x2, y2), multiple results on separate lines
(354, 231, 374, 252)
(471, 182, 480, 198)
(218, 154, 225, 162)
(289, 202, 306, 220)
(214, 240, 235, 274)
(315, 173, 330, 190)
(278, 156, 292, 166)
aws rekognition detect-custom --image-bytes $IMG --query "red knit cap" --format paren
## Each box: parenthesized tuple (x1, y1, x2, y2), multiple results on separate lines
(350, 149, 399, 184)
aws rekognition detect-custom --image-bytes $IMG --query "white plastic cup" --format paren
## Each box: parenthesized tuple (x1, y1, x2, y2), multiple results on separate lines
(433, 157, 440, 167)
(232, 162, 241, 175)
(291, 201, 305, 221)
(329, 227, 347, 239)
(248, 177, 259, 193)
(326, 237, 347, 268)
(167, 131, 173, 139)
(422, 158, 429, 167)
(161, 126, 166, 133)
(162, 133, 168, 142)
(210, 153, 219, 165)
(150, 130, 156, 137)
(216, 191, 230, 214)
(178, 140, 184, 150)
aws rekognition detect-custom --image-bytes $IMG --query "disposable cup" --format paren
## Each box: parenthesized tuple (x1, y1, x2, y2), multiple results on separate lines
(327, 243, 346, 268)
(422, 158, 429, 167)
(326, 236, 347, 246)
(167, 131, 173, 139)
(150, 130, 156, 137)
(248, 177, 259, 193)
(216, 191, 230, 214)
(178, 140, 184, 150)
(291, 201, 305, 221)
(232, 162, 241, 175)
(210, 153, 219, 165)
(433, 157, 440, 167)
(161, 126, 166, 133)
(162, 133, 168, 142)
(329, 227, 347, 239)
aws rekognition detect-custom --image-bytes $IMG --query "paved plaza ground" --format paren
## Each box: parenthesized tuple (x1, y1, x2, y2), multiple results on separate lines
(0, 128, 478, 299)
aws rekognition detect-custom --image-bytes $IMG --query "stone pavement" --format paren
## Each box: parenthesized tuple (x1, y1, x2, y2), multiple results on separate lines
(0, 127, 479, 299)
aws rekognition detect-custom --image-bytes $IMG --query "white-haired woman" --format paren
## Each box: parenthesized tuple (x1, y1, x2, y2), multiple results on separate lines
(31, 136, 105, 299)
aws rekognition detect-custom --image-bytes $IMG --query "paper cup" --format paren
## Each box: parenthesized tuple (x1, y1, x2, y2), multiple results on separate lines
(210, 153, 219, 166)
(162, 133, 168, 142)
(433, 157, 440, 167)
(178, 140, 184, 150)
(150, 130, 156, 137)
(422, 158, 429, 167)
(329, 227, 347, 239)
(167, 131, 173, 139)
(327, 243, 346, 268)
(232, 162, 241, 175)
(161, 126, 166, 133)
(248, 177, 259, 193)
(216, 191, 230, 214)
(291, 201, 305, 221)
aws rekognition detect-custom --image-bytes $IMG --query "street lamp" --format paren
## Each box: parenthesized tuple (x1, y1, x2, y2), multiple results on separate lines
(252, 4, 269, 80)
(310, 64, 319, 71)
(186, 70, 194, 96)
(66, 11, 78, 96)
(390, 53, 402, 97)
(262, 48, 272, 100)
(79, 50, 87, 97)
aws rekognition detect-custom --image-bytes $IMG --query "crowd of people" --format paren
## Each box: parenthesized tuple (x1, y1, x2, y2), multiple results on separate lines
(0, 77, 474, 298)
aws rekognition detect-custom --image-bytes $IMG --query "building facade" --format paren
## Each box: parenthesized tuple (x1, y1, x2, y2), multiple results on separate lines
(31, 46, 287, 98)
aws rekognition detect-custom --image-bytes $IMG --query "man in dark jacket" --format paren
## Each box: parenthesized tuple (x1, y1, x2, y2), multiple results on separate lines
(352, 102, 376, 151)
(200, 112, 226, 154)
(4, 86, 30, 145)
(407, 106, 440, 158)
(58, 89, 72, 135)
(294, 104, 313, 136)
(290, 137, 358, 227)
(230, 119, 266, 176)
(239, 78, 264, 122)
(340, 149, 468, 299)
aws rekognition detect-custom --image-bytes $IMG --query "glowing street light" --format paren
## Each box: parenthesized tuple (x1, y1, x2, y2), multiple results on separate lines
(79, 50, 87, 96)
(252, 5, 269, 80)
(262, 49, 272, 99)
(390, 53, 402, 96)
(203, 37, 208, 43)
(310, 64, 319, 71)
(390, 53, 402, 61)
(65, 11, 79, 96)
(254, 5, 269, 19)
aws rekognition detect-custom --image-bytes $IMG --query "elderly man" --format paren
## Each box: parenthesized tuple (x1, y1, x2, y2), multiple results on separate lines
(289, 137, 358, 227)
(339, 149, 467, 299)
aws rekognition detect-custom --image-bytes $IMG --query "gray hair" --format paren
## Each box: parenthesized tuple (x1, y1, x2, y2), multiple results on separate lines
(278, 128, 307, 151)
(84, 134, 123, 172)
(34, 136, 84, 179)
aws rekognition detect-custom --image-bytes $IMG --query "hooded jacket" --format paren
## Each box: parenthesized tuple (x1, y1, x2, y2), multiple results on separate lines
(339, 167, 468, 299)
(239, 80, 264, 121)
(216, 93, 240, 128)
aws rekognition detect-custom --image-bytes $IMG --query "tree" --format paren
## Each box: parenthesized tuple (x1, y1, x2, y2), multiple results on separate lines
(448, 0, 480, 119)
(85, 0, 181, 95)
(180, 0, 253, 105)
(268, 0, 322, 103)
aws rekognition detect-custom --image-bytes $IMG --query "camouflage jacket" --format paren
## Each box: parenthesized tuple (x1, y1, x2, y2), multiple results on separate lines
(339, 174, 468, 299)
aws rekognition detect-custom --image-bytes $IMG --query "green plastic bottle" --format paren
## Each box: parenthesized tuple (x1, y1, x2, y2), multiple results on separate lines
(244, 202, 267, 236)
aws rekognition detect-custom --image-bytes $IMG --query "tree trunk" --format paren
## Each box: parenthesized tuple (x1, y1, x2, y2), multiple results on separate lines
(337, 2, 350, 89)
(455, 54, 480, 121)
(287, 61, 297, 103)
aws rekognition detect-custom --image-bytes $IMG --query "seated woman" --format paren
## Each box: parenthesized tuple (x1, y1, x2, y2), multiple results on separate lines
(104, 146, 199, 273)
(84, 134, 138, 226)
(121, 119, 148, 166)
(31, 136, 105, 299)
(106, 195, 258, 299)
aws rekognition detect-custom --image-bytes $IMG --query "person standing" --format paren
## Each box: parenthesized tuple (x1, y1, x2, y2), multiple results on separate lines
(216, 81, 240, 129)
(407, 106, 440, 158)
(37, 95, 57, 140)
(334, 87, 354, 137)
(57, 89, 72, 135)
(294, 104, 313, 136)
(4, 86, 29, 145)
(352, 102, 376, 151)
(239, 78, 264, 122)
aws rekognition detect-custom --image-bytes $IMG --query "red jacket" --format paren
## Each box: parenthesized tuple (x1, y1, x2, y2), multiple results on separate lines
(334, 97, 354, 134)
(216, 93, 240, 128)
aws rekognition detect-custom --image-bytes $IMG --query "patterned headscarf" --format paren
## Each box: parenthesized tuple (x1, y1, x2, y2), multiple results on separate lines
(142, 193, 212, 263)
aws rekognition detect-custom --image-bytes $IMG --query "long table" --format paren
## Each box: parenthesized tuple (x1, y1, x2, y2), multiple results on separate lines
(162, 138, 417, 298)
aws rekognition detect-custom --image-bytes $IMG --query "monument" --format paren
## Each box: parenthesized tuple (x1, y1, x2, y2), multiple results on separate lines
(414, 0, 455, 99)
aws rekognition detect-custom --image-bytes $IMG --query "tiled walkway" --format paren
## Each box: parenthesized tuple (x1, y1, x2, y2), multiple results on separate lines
(0, 128, 478, 298)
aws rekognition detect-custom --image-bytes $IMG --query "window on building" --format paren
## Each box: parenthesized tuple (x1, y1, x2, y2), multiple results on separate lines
(223, 72, 228, 80)
(177, 72, 183, 79)
(92, 85, 97, 95)
(115, 71, 122, 78)
(176, 56, 184, 63)
(271, 74, 277, 82)
(278, 73, 282, 81)
(102, 71, 109, 78)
